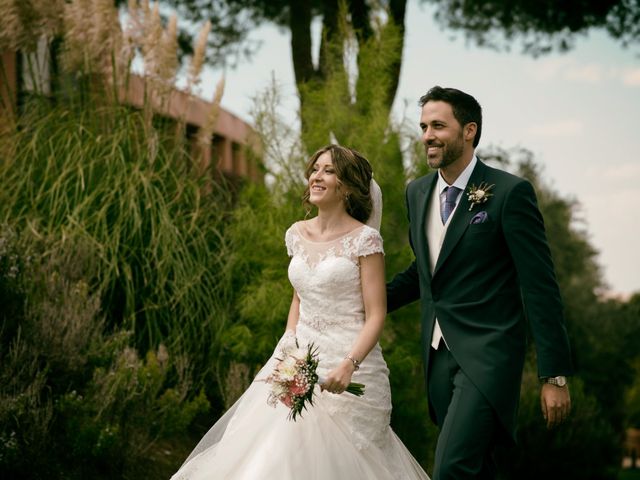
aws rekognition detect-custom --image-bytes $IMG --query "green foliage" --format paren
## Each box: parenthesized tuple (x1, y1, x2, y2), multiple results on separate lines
(0, 94, 232, 370)
(53, 347, 209, 478)
(0, 27, 234, 474)
(0, 228, 209, 479)
(425, 0, 640, 56)
(625, 355, 640, 428)
(620, 471, 640, 480)
(0, 225, 26, 343)
(214, 178, 303, 406)
(497, 362, 620, 480)
(299, 10, 402, 151)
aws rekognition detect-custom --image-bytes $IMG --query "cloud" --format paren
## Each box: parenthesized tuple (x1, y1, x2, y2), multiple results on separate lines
(529, 58, 570, 81)
(563, 63, 605, 83)
(580, 187, 640, 294)
(528, 59, 640, 87)
(602, 163, 640, 181)
(528, 58, 605, 83)
(585, 162, 640, 182)
(622, 68, 640, 86)
(526, 119, 583, 137)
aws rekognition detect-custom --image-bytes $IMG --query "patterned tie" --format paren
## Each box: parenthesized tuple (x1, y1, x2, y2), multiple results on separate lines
(440, 186, 461, 224)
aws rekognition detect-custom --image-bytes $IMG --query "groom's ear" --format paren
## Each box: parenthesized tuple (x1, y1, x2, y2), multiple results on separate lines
(463, 122, 478, 143)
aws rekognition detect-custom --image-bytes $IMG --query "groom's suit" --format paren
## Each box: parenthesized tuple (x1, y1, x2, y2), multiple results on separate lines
(387, 159, 573, 468)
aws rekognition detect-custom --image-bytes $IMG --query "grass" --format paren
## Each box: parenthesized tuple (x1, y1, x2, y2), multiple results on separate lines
(620, 469, 640, 480)
(0, 95, 233, 379)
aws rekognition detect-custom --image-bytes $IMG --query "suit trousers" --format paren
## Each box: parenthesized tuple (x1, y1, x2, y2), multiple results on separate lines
(428, 341, 498, 480)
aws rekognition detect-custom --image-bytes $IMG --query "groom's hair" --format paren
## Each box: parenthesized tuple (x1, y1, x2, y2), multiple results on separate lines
(419, 86, 483, 147)
(303, 144, 373, 223)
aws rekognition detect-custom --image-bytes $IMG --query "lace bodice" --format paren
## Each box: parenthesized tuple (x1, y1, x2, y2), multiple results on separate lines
(286, 222, 384, 266)
(286, 222, 384, 335)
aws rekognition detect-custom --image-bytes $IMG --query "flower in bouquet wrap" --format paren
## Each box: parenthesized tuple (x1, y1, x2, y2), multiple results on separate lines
(264, 340, 365, 421)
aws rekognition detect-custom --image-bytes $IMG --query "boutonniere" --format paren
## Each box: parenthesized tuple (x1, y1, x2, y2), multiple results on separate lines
(466, 182, 495, 211)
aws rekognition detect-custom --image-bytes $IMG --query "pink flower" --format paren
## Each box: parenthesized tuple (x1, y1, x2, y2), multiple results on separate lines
(290, 376, 308, 396)
(282, 393, 293, 408)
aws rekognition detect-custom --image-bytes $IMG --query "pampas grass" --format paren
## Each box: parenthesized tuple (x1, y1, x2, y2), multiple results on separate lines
(0, 0, 63, 52)
(0, 99, 233, 363)
(197, 76, 225, 149)
(62, 0, 123, 78)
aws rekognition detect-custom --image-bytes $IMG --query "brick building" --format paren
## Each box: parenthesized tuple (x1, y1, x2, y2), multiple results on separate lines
(1, 47, 262, 184)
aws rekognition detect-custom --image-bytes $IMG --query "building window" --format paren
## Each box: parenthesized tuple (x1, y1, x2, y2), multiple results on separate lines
(21, 37, 51, 96)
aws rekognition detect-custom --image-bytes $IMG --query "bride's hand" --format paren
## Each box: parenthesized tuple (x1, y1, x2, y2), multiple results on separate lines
(321, 359, 356, 394)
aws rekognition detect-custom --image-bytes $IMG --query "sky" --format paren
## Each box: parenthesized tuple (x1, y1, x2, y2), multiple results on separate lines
(197, 1, 640, 297)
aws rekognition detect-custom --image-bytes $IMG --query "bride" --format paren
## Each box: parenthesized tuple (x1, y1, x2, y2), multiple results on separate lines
(171, 144, 430, 479)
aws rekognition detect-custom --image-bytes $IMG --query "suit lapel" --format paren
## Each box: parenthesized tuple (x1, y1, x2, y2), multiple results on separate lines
(415, 174, 438, 282)
(433, 160, 488, 276)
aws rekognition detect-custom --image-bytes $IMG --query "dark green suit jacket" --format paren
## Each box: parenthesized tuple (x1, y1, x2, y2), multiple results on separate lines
(387, 159, 573, 443)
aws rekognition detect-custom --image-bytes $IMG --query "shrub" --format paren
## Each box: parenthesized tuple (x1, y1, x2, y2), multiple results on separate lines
(496, 358, 620, 480)
(0, 231, 209, 479)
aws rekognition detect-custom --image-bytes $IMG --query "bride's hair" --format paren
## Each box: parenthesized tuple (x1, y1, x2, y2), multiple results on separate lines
(302, 144, 373, 223)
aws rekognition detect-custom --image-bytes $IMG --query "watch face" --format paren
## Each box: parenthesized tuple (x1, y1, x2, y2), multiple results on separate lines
(554, 376, 567, 387)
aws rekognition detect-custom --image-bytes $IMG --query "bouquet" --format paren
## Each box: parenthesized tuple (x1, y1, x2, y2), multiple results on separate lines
(264, 342, 365, 421)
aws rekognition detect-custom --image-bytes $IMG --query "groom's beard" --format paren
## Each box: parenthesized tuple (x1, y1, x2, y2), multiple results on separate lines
(425, 131, 464, 170)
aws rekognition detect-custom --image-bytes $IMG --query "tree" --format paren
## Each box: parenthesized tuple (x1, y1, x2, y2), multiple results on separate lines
(423, 0, 640, 56)
(156, 0, 407, 143)
(159, 0, 406, 98)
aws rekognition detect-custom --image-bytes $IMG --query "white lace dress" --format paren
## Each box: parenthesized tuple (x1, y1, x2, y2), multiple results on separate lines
(171, 222, 430, 480)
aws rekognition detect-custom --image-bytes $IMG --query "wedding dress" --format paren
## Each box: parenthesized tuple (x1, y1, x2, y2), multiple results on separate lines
(171, 222, 430, 479)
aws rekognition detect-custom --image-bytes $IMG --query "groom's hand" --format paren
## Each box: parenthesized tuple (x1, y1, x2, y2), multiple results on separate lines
(540, 384, 571, 429)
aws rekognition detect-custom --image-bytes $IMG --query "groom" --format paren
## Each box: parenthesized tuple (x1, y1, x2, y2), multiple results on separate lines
(387, 86, 573, 479)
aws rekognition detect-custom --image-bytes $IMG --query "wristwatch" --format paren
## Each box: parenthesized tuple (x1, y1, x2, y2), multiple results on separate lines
(541, 376, 567, 387)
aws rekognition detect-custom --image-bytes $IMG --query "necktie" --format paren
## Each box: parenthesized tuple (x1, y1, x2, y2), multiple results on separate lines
(440, 186, 461, 224)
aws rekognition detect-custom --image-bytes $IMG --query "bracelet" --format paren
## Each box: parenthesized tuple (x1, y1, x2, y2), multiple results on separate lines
(345, 354, 361, 371)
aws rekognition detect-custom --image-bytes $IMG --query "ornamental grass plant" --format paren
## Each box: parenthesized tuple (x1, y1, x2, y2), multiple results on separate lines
(0, 1, 233, 477)
(0, 0, 232, 373)
(0, 96, 233, 363)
